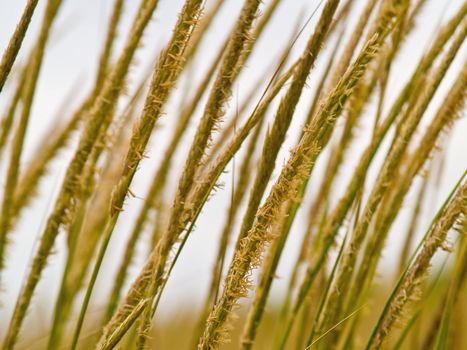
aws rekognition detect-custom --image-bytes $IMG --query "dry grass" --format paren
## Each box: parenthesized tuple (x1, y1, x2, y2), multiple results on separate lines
(0, 0, 466, 349)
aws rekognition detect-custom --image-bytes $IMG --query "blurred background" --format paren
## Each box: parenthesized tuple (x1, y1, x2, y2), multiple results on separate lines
(0, 0, 466, 348)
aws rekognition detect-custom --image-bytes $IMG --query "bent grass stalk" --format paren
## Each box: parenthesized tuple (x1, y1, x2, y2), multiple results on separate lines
(232, 0, 338, 261)
(366, 177, 467, 349)
(48, 81, 141, 350)
(319, 20, 466, 338)
(0, 64, 27, 159)
(103, 48, 298, 349)
(0, 0, 39, 93)
(0, 0, 63, 277)
(338, 61, 466, 349)
(72, 1, 205, 347)
(433, 232, 467, 349)
(199, 8, 399, 346)
(1, 1, 466, 349)
(278, 31, 345, 324)
(283, 5, 466, 339)
(362, 170, 467, 350)
(103, 0, 280, 319)
(193, 25, 303, 337)
(237, 0, 345, 346)
(277, 1, 408, 345)
(347, 59, 467, 322)
(2, 0, 162, 347)
(98, 1, 264, 345)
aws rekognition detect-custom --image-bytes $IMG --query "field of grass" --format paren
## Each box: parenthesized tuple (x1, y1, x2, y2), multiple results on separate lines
(0, 0, 466, 349)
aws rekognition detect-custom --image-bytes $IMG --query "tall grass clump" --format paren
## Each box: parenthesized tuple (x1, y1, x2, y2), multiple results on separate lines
(0, 0, 466, 349)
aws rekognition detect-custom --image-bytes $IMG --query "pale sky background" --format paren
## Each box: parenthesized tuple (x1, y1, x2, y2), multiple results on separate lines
(0, 0, 466, 341)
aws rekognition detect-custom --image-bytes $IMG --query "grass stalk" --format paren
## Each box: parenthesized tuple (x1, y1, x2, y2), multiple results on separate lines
(0, 0, 39, 93)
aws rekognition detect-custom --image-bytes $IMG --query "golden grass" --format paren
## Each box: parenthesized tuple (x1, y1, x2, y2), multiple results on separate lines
(0, 0, 466, 349)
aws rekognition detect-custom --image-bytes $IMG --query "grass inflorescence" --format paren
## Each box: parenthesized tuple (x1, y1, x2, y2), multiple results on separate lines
(0, 0, 466, 349)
